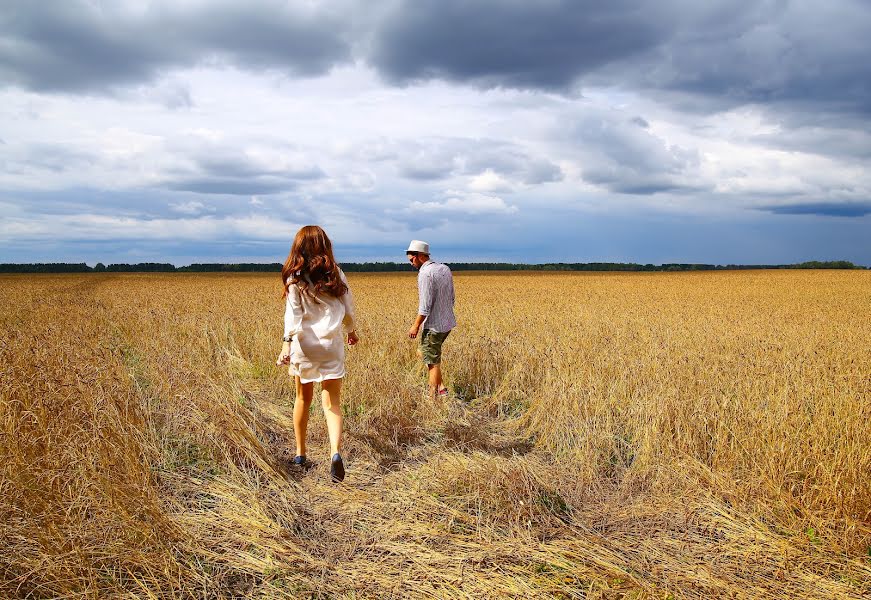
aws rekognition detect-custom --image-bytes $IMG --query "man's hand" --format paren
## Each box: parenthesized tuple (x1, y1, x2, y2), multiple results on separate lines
(407, 325, 419, 339)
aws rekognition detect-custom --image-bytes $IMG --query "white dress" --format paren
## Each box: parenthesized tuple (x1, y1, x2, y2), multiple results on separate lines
(283, 270, 357, 383)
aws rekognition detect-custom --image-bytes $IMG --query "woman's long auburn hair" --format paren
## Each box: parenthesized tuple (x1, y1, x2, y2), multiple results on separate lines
(281, 225, 348, 300)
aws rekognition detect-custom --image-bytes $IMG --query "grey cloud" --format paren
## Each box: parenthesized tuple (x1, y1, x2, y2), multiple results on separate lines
(397, 146, 458, 180)
(461, 145, 563, 184)
(370, 0, 668, 90)
(166, 178, 294, 196)
(753, 126, 871, 161)
(370, 1, 871, 122)
(195, 156, 323, 181)
(608, 2, 871, 119)
(4, 188, 313, 228)
(386, 195, 519, 229)
(395, 138, 562, 185)
(0, 0, 351, 93)
(4, 188, 193, 220)
(523, 159, 563, 185)
(398, 164, 454, 181)
(3, 143, 97, 175)
(1, 134, 326, 200)
(574, 114, 701, 195)
(152, 82, 194, 110)
(0, 3, 161, 92)
(6, 0, 869, 126)
(159, 143, 325, 195)
(757, 202, 871, 218)
(596, 179, 685, 195)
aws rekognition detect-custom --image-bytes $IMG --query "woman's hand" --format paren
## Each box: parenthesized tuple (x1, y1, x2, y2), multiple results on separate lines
(348, 331, 359, 346)
(276, 341, 291, 366)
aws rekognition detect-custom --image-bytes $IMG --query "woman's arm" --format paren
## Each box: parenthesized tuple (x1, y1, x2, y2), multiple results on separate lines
(339, 270, 360, 345)
(277, 283, 303, 365)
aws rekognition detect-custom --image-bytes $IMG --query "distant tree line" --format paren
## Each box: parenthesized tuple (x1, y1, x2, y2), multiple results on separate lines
(178, 263, 284, 272)
(1, 260, 864, 273)
(0, 263, 94, 273)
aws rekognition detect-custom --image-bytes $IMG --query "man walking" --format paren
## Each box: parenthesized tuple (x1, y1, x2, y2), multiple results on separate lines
(406, 240, 456, 400)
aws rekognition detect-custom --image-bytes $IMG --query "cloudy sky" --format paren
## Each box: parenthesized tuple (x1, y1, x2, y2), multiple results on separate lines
(2, 0, 870, 265)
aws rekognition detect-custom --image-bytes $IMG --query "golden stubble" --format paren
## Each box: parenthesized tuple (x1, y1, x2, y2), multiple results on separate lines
(1, 270, 869, 599)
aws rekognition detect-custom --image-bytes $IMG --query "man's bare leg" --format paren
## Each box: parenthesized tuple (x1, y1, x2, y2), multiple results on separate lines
(427, 363, 445, 400)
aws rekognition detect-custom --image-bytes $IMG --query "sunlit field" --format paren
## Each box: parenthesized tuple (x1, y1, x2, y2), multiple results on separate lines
(2, 270, 869, 599)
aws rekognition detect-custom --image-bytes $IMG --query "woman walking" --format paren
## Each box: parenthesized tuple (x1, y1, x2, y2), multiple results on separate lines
(276, 226, 359, 482)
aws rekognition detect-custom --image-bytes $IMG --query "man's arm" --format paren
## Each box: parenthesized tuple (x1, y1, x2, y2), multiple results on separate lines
(408, 313, 426, 339)
(409, 269, 432, 338)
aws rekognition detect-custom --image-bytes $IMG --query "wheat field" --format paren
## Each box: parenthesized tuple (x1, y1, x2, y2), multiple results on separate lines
(1, 270, 869, 599)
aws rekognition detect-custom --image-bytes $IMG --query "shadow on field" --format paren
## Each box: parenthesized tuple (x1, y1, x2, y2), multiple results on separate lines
(442, 417, 533, 457)
(346, 405, 536, 473)
(350, 431, 409, 470)
(274, 456, 317, 482)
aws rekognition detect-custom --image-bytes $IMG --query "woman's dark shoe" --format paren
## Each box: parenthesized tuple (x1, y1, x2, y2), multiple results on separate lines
(330, 453, 345, 483)
(289, 455, 313, 472)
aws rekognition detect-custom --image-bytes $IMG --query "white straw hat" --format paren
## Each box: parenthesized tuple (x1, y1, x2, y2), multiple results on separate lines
(406, 240, 430, 254)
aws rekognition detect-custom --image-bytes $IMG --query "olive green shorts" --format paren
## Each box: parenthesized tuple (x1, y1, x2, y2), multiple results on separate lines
(420, 329, 450, 365)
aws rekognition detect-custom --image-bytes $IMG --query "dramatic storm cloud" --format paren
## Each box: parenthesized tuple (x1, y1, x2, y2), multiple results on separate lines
(370, 0, 669, 90)
(0, 0, 352, 92)
(1, 0, 869, 265)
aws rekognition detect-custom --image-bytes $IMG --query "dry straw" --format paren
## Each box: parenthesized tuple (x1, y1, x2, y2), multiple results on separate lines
(1, 270, 869, 598)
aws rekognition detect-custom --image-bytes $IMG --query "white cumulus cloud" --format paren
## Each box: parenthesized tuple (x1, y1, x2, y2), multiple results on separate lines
(410, 190, 518, 215)
(170, 200, 207, 215)
(469, 169, 514, 193)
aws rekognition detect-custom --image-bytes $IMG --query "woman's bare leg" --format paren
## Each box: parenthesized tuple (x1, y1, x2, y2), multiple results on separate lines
(321, 378, 343, 456)
(293, 377, 314, 457)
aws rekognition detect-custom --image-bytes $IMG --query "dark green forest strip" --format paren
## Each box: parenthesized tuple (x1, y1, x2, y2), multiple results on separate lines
(0, 260, 864, 273)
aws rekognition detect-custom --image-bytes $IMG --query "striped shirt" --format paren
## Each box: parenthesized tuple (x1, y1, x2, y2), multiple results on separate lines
(417, 260, 456, 333)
